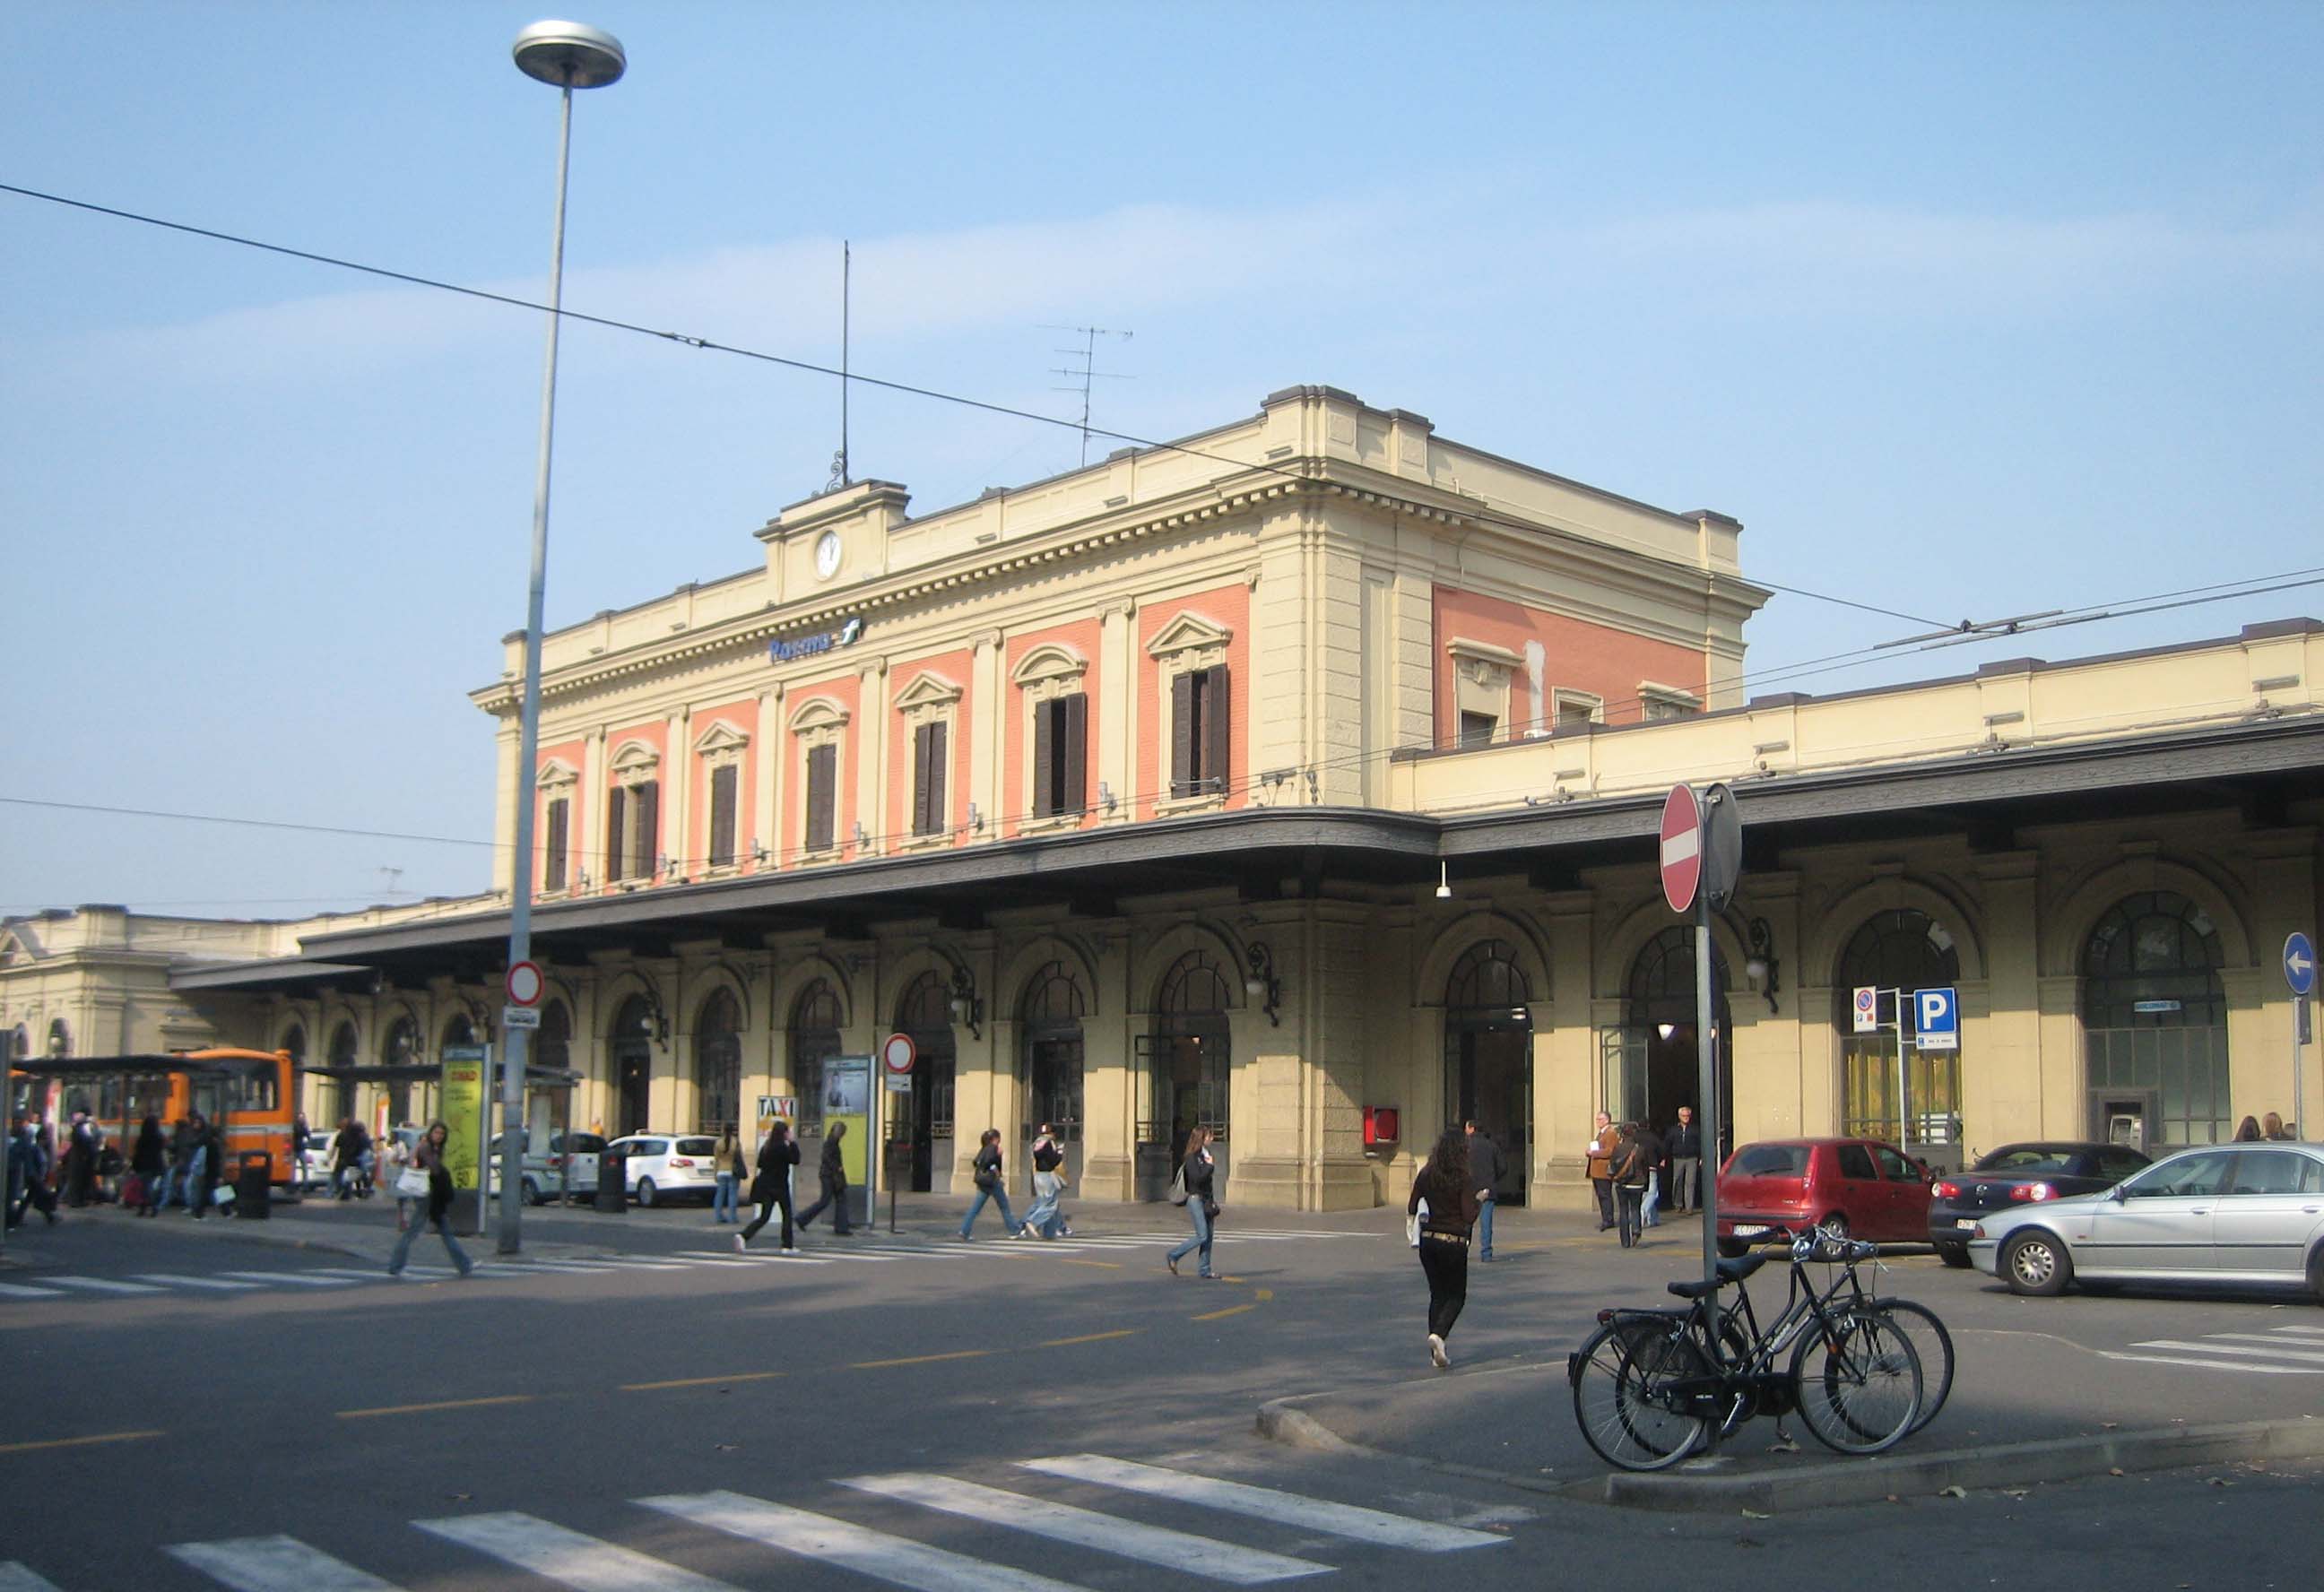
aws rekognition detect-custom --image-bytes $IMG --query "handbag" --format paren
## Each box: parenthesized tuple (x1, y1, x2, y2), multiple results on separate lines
(1166, 1164, 1189, 1206)
(1407, 1195, 1428, 1248)
(394, 1166, 430, 1199)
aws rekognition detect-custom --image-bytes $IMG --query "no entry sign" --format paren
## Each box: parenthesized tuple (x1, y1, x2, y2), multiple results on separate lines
(1660, 783, 1702, 913)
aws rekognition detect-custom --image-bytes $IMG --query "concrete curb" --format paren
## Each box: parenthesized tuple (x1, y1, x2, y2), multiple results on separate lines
(1256, 1380, 2324, 1511)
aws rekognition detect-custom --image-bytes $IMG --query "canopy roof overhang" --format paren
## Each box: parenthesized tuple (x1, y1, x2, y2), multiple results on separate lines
(172, 713, 2324, 998)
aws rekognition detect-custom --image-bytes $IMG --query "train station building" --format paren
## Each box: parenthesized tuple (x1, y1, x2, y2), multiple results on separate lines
(13, 385, 2324, 1209)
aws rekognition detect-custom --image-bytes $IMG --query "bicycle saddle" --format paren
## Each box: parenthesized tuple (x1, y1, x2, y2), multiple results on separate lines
(1664, 1250, 1771, 1298)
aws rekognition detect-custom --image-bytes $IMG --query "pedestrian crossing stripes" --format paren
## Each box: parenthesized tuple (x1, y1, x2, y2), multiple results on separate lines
(0, 1562, 65, 1592)
(0, 1228, 1374, 1303)
(110, 1451, 1504, 1592)
(2100, 1324, 2324, 1374)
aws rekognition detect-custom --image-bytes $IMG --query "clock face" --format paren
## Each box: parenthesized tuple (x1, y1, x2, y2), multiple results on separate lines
(814, 532, 843, 580)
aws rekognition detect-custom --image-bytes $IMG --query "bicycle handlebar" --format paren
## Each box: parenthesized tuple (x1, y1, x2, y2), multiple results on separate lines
(1787, 1230, 1881, 1265)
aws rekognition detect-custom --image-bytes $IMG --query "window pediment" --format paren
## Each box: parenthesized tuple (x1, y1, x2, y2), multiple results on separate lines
(1011, 644, 1088, 688)
(536, 758, 580, 792)
(787, 695, 852, 733)
(609, 740, 661, 782)
(1146, 610, 1234, 662)
(692, 720, 752, 756)
(892, 671, 965, 713)
(1446, 636, 1522, 685)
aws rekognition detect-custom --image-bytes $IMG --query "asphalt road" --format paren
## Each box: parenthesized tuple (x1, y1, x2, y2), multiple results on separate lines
(4, 1198, 2321, 1591)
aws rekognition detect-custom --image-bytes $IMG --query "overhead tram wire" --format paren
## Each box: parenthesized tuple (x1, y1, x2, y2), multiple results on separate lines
(0, 180, 1942, 634)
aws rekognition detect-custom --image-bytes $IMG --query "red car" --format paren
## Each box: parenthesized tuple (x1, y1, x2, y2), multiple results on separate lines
(1715, 1138, 1933, 1256)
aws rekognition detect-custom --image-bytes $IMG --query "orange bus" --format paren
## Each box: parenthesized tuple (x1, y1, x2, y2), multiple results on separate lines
(7, 1048, 302, 1187)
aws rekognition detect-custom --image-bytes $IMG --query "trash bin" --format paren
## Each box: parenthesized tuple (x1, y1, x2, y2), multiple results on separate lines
(594, 1150, 626, 1213)
(235, 1150, 273, 1220)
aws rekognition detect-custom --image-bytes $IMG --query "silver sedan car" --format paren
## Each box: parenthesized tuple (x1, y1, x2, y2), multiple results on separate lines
(1967, 1141, 2324, 1298)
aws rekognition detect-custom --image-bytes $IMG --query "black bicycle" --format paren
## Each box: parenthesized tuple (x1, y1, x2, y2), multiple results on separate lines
(1568, 1231, 1925, 1471)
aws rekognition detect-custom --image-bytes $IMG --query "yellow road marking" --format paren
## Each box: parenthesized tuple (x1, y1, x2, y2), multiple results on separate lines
(622, 1371, 787, 1391)
(1255, 1289, 1274, 1301)
(1039, 1329, 1138, 1348)
(1192, 1303, 1256, 1321)
(337, 1395, 533, 1420)
(1059, 1258, 1123, 1269)
(853, 1349, 992, 1370)
(0, 1428, 164, 1456)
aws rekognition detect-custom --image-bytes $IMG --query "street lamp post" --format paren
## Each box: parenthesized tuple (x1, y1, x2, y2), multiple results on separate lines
(501, 20, 625, 1255)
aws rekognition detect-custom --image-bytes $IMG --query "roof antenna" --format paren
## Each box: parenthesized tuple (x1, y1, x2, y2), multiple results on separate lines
(826, 241, 851, 493)
(1043, 324, 1133, 467)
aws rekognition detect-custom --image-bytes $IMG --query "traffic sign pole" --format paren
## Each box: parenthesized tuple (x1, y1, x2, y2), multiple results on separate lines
(2286, 934, 2316, 1139)
(1696, 874, 1719, 1297)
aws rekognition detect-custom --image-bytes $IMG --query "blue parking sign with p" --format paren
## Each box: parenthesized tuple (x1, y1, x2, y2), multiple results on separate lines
(1914, 987, 1959, 1052)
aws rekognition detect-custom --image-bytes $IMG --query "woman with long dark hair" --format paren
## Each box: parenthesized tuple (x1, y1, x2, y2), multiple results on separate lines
(1166, 1126, 1220, 1279)
(131, 1114, 167, 1216)
(386, 1121, 475, 1278)
(738, 1119, 801, 1253)
(1409, 1128, 1482, 1368)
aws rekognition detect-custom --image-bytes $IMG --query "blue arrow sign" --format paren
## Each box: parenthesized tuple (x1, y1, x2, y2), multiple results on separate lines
(2285, 932, 2316, 997)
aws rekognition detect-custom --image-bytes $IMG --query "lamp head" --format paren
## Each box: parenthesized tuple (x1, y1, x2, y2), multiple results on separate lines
(513, 20, 627, 89)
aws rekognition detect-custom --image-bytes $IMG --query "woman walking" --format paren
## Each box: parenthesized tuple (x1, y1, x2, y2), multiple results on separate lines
(1021, 1123, 1067, 1240)
(1612, 1122, 1652, 1248)
(386, 1121, 475, 1278)
(1409, 1128, 1482, 1368)
(1166, 1126, 1220, 1279)
(795, 1120, 852, 1237)
(131, 1113, 167, 1216)
(711, 1125, 741, 1224)
(958, 1129, 1023, 1240)
(738, 1120, 800, 1253)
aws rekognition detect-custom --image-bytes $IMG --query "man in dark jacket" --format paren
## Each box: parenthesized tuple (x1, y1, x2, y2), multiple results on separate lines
(1664, 1105, 1702, 1214)
(1463, 1120, 1503, 1261)
(793, 1120, 853, 1237)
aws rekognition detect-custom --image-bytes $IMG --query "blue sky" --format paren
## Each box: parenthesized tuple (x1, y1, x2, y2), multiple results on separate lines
(4, 1, 2320, 919)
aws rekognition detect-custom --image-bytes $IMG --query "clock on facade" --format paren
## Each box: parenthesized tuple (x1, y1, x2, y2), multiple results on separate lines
(814, 531, 843, 581)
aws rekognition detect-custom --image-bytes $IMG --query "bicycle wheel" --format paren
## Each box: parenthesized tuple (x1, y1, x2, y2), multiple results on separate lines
(1791, 1309, 1921, 1455)
(1866, 1299, 1954, 1435)
(1570, 1319, 1713, 1472)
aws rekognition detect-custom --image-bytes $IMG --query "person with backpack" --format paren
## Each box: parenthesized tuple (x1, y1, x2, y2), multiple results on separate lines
(737, 1119, 800, 1253)
(958, 1128, 1024, 1241)
(1611, 1122, 1652, 1248)
(1020, 1123, 1070, 1240)
(1166, 1126, 1220, 1278)
(1409, 1127, 1484, 1367)
(334, 1117, 373, 1199)
(794, 1120, 852, 1237)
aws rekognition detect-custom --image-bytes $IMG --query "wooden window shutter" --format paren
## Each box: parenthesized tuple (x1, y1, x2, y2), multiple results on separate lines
(925, 721, 948, 835)
(605, 786, 627, 882)
(806, 744, 836, 852)
(708, 765, 738, 867)
(1033, 698, 1056, 817)
(1171, 671, 1196, 798)
(911, 723, 934, 835)
(1203, 665, 1230, 793)
(1062, 693, 1087, 814)
(544, 798, 569, 892)
(634, 781, 660, 878)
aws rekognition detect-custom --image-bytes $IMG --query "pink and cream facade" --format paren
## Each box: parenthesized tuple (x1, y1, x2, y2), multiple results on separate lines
(157, 385, 2324, 1209)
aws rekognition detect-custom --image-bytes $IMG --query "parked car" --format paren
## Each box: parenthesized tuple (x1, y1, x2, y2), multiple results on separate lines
(604, 1134, 718, 1206)
(1716, 1138, 1934, 1255)
(488, 1128, 605, 1202)
(1967, 1141, 2324, 1299)
(1928, 1141, 2151, 1267)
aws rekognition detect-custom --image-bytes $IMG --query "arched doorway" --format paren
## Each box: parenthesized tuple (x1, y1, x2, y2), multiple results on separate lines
(610, 995, 657, 1137)
(1616, 927, 1732, 1155)
(2083, 891, 2230, 1149)
(1019, 960, 1088, 1189)
(1834, 910, 1963, 1155)
(788, 980, 843, 1141)
(380, 1015, 418, 1125)
(694, 988, 742, 1133)
(896, 971, 957, 1192)
(327, 1020, 359, 1125)
(1444, 940, 1531, 1205)
(1142, 950, 1233, 1193)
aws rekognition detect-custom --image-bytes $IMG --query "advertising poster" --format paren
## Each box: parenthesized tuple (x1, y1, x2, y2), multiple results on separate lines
(439, 1045, 490, 1221)
(824, 1055, 873, 1225)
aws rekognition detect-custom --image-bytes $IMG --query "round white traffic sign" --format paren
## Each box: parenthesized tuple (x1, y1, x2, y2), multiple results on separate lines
(880, 1032, 917, 1076)
(1659, 783, 1702, 913)
(505, 960, 545, 1008)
